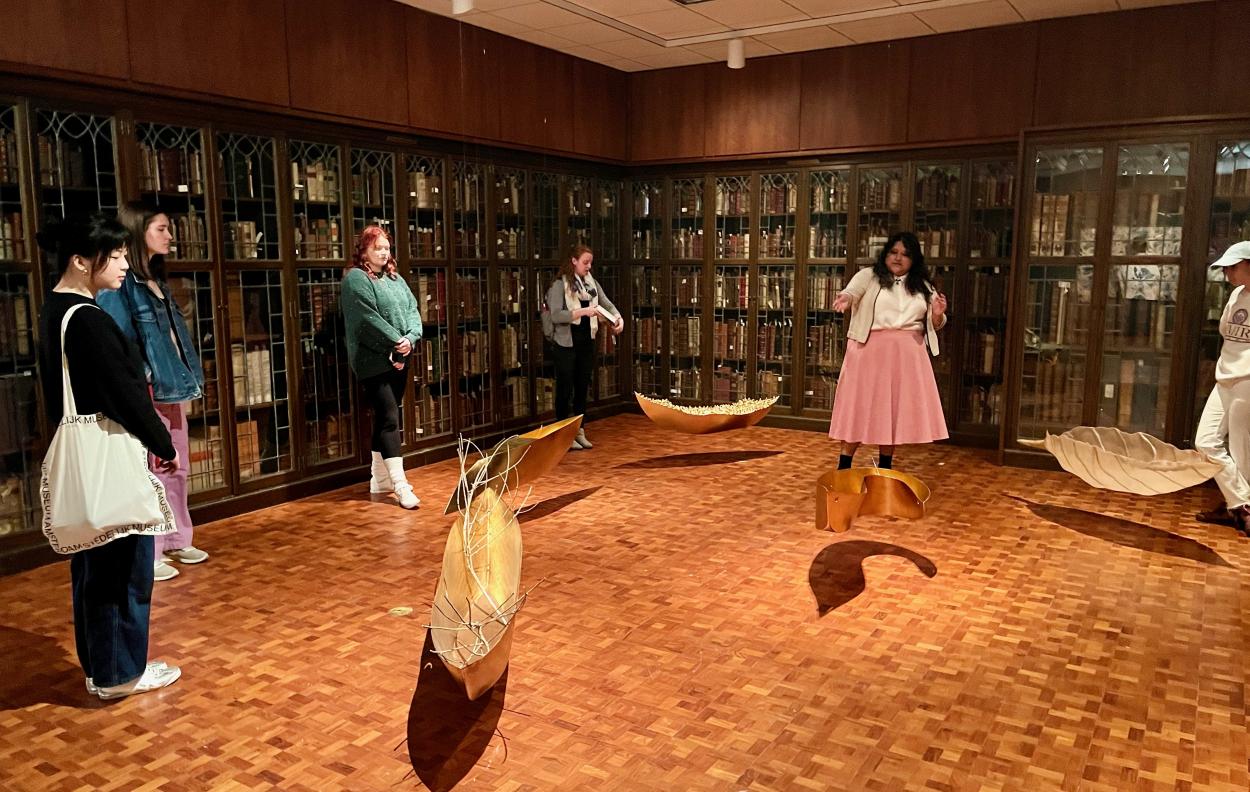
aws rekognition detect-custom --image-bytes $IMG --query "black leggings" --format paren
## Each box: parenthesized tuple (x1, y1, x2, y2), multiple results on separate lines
(361, 365, 407, 458)
(554, 336, 594, 420)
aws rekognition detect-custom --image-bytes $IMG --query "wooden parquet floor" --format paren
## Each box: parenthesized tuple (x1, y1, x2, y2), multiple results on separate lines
(2, 414, 1249, 791)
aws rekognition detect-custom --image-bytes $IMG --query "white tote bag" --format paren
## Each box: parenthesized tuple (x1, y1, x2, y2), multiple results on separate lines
(40, 303, 175, 554)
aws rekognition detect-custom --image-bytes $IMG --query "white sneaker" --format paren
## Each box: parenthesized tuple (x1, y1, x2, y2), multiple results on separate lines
(96, 662, 181, 700)
(575, 429, 592, 449)
(384, 457, 420, 509)
(394, 484, 421, 510)
(165, 546, 208, 564)
(153, 559, 179, 581)
(87, 661, 168, 695)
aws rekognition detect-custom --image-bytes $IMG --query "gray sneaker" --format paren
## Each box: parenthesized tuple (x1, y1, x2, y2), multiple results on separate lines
(153, 559, 179, 581)
(165, 546, 209, 564)
(96, 663, 181, 700)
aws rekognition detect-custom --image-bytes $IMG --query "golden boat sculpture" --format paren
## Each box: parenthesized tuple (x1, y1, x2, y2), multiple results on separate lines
(816, 467, 932, 533)
(1019, 426, 1221, 496)
(430, 486, 524, 701)
(634, 393, 777, 434)
(443, 415, 583, 515)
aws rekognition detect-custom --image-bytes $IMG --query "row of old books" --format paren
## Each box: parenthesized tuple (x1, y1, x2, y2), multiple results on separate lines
(970, 223, 1011, 259)
(497, 270, 524, 314)
(459, 387, 490, 427)
(1104, 298, 1171, 350)
(231, 345, 274, 406)
(536, 377, 555, 412)
(413, 271, 448, 324)
(1027, 351, 1082, 424)
(294, 215, 342, 260)
(712, 367, 747, 403)
(495, 228, 526, 259)
(408, 223, 444, 259)
(673, 271, 701, 306)
(0, 287, 31, 359)
(713, 320, 747, 361)
(758, 321, 790, 362)
(290, 159, 337, 203)
(186, 424, 224, 490)
(460, 329, 489, 376)
(413, 389, 452, 437)
(1029, 192, 1099, 257)
(759, 272, 795, 310)
(0, 130, 18, 183)
(632, 362, 659, 393)
(715, 182, 750, 216)
(414, 337, 448, 383)
(968, 269, 1008, 315)
(715, 231, 750, 259)
(962, 383, 1003, 425)
(596, 329, 617, 355)
(809, 271, 847, 310)
(308, 414, 350, 462)
(352, 165, 387, 208)
(500, 325, 524, 369)
(805, 375, 834, 409)
(1108, 357, 1162, 429)
(671, 316, 700, 356)
(501, 375, 530, 418)
(633, 316, 660, 354)
(915, 226, 957, 259)
(758, 371, 785, 399)
(408, 169, 442, 210)
(672, 228, 705, 260)
(597, 364, 618, 399)
(37, 135, 88, 189)
(806, 323, 842, 369)
(915, 170, 960, 210)
(142, 144, 205, 195)
(225, 221, 263, 259)
(761, 182, 798, 215)
(673, 183, 701, 215)
(632, 268, 662, 306)
(759, 226, 796, 259)
(631, 229, 659, 259)
(973, 171, 1014, 209)
(171, 207, 208, 260)
(811, 178, 850, 214)
(714, 272, 749, 308)
(455, 276, 485, 321)
(455, 229, 484, 259)
(861, 176, 902, 212)
(0, 371, 36, 456)
(671, 367, 701, 399)
(964, 331, 1002, 376)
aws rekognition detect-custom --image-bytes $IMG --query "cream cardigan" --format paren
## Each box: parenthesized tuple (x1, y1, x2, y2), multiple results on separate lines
(840, 267, 944, 356)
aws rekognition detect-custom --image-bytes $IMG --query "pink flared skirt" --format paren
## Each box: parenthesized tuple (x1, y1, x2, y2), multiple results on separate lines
(828, 329, 949, 446)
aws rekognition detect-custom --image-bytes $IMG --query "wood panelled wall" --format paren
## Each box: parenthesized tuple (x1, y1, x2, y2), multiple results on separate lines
(629, 1, 1248, 163)
(0, 0, 628, 161)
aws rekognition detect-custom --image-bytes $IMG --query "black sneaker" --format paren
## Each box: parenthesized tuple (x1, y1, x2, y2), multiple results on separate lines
(1196, 505, 1236, 527)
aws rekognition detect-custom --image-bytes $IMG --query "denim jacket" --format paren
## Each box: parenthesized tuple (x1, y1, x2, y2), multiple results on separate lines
(98, 273, 205, 403)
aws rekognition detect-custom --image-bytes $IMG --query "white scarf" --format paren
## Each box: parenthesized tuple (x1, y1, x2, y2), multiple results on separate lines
(564, 274, 601, 339)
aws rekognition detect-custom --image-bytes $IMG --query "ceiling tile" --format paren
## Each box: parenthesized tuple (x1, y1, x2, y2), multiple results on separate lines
(465, 0, 539, 9)
(914, 0, 1023, 32)
(489, 2, 589, 27)
(393, 0, 447, 11)
(635, 49, 718, 69)
(783, 0, 900, 15)
(593, 37, 674, 58)
(685, 38, 783, 60)
(1007, 0, 1118, 21)
(460, 10, 533, 35)
(602, 58, 650, 72)
(1115, 0, 1190, 8)
(617, 7, 731, 38)
(833, 12, 935, 42)
(562, 43, 619, 62)
(510, 28, 580, 49)
(565, 0, 675, 15)
(685, 0, 810, 27)
(546, 19, 636, 44)
(752, 24, 855, 52)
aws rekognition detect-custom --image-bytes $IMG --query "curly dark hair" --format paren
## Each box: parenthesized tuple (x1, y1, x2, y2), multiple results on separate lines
(872, 231, 931, 298)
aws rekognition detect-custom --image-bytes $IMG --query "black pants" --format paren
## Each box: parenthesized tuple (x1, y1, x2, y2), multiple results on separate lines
(554, 335, 594, 420)
(361, 365, 407, 458)
(71, 534, 154, 687)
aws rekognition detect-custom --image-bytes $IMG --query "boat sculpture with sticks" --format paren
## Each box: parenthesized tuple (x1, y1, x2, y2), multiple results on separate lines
(634, 393, 777, 434)
(443, 415, 583, 514)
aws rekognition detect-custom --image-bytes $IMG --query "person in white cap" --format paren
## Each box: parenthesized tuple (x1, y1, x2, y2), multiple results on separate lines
(1194, 240, 1250, 535)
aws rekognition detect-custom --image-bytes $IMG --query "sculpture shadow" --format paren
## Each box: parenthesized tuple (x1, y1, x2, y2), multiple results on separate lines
(616, 450, 782, 469)
(519, 486, 602, 524)
(407, 631, 508, 792)
(1011, 496, 1233, 567)
(808, 541, 937, 616)
(0, 625, 103, 710)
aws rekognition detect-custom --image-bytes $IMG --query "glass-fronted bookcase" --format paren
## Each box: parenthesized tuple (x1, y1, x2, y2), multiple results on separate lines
(1005, 122, 1250, 464)
(0, 89, 631, 571)
(630, 154, 1015, 445)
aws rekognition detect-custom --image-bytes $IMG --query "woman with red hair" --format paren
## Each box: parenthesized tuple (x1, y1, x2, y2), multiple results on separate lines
(340, 225, 423, 508)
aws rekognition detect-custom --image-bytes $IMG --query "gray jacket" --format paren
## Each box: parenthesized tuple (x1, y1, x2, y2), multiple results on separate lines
(546, 274, 621, 348)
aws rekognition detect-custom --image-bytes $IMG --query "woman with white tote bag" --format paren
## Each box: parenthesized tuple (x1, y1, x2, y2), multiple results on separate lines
(36, 214, 183, 700)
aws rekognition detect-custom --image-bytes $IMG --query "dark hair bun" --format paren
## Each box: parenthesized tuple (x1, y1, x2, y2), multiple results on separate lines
(35, 218, 68, 254)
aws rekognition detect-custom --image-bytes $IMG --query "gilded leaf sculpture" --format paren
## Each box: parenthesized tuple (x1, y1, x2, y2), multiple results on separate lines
(634, 393, 777, 434)
(816, 468, 932, 533)
(1019, 426, 1221, 496)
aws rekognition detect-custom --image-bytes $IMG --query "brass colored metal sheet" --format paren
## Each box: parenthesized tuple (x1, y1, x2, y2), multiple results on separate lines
(444, 415, 584, 515)
(816, 468, 931, 532)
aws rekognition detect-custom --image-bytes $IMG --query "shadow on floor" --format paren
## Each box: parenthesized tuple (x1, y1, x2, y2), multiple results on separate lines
(1010, 496, 1233, 568)
(808, 541, 938, 616)
(0, 625, 101, 710)
(616, 450, 782, 469)
(406, 631, 507, 792)
(520, 486, 602, 523)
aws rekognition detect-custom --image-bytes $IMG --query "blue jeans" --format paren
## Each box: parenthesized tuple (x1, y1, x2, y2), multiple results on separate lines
(70, 534, 154, 687)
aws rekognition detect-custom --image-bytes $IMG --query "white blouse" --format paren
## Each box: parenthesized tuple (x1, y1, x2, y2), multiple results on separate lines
(871, 278, 927, 331)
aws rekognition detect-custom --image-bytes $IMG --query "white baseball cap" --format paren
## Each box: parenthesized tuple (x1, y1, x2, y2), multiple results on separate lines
(1210, 240, 1250, 269)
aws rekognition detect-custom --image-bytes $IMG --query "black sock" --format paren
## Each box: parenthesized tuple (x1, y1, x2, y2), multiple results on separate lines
(838, 454, 853, 470)
(878, 454, 893, 470)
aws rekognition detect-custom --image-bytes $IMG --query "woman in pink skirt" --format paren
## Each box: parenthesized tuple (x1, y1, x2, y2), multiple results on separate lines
(829, 231, 948, 470)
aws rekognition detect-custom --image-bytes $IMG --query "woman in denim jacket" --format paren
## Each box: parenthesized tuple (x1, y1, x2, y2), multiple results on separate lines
(99, 201, 207, 582)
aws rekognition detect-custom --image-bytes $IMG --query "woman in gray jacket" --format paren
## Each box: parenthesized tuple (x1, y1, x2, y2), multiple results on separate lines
(546, 244, 623, 449)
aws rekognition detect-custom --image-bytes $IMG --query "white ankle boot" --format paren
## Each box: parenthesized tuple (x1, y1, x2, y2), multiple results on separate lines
(383, 457, 420, 509)
(369, 452, 392, 494)
(575, 429, 592, 449)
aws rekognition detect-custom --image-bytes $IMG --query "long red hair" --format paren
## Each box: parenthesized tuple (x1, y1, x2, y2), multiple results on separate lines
(348, 224, 397, 279)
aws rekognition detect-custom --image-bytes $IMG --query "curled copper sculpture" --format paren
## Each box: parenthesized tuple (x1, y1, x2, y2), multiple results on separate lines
(1019, 427, 1221, 496)
(815, 468, 931, 533)
(444, 415, 583, 515)
(634, 393, 777, 435)
(430, 486, 523, 701)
